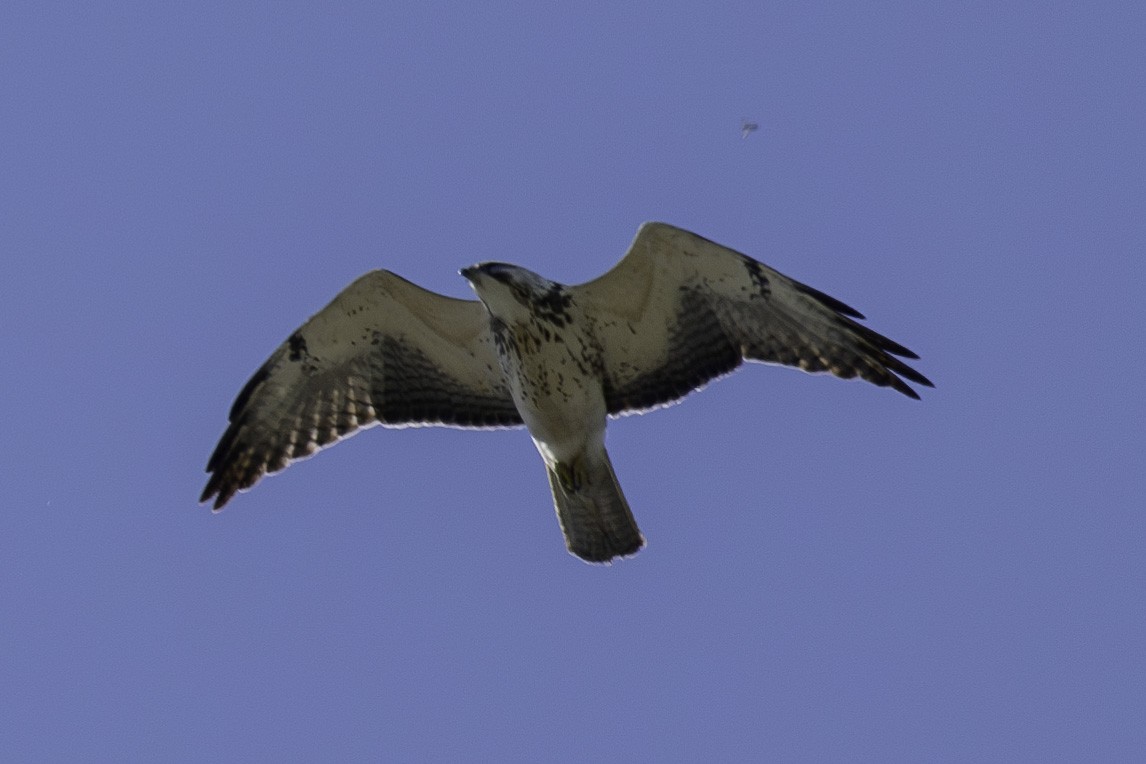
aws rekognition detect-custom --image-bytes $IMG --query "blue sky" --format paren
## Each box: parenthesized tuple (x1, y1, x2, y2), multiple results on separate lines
(2, 1, 1143, 760)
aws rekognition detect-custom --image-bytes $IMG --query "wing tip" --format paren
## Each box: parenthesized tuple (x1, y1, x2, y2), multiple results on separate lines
(884, 356, 934, 399)
(833, 307, 934, 396)
(890, 364, 935, 399)
(793, 281, 866, 319)
(899, 385, 922, 401)
(198, 477, 231, 510)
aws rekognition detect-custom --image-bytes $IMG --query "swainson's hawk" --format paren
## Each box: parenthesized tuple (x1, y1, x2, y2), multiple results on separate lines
(201, 223, 932, 563)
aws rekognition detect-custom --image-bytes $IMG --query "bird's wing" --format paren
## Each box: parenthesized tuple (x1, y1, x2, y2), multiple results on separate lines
(573, 222, 933, 415)
(201, 270, 521, 509)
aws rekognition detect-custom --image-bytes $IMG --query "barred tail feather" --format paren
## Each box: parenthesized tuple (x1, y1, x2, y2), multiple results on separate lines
(546, 448, 644, 564)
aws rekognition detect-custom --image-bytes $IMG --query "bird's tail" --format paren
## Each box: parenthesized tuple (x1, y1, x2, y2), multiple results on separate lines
(546, 447, 645, 564)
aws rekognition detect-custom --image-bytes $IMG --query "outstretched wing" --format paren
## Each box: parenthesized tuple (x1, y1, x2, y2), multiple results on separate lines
(574, 222, 933, 415)
(201, 270, 522, 509)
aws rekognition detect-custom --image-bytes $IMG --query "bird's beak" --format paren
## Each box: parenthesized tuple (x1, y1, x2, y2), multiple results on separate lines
(459, 266, 478, 282)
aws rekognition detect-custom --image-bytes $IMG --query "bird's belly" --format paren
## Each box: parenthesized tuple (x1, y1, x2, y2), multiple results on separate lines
(508, 363, 606, 463)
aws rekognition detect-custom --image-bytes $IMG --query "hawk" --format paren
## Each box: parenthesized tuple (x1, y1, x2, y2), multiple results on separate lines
(201, 223, 932, 563)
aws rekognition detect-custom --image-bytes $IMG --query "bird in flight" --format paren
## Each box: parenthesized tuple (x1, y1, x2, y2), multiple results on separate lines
(201, 222, 932, 563)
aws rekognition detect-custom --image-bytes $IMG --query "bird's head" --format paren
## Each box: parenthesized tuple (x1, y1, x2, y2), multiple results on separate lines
(461, 262, 565, 320)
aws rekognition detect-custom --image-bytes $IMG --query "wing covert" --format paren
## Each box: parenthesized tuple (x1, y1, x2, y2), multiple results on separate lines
(201, 270, 521, 509)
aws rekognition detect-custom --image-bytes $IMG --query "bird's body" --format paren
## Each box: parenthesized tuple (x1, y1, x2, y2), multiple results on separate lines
(463, 264, 642, 561)
(201, 223, 932, 563)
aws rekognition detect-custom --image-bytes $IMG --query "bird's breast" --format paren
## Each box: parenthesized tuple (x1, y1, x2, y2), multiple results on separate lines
(495, 318, 607, 454)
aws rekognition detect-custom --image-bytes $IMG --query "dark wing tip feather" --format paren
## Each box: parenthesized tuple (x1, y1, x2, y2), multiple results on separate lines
(227, 364, 271, 421)
(862, 338, 934, 400)
(892, 362, 934, 390)
(893, 381, 922, 400)
(874, 335, 919, 360)
(201, 358, 281, 510)
(866, 337, 934, 399)
(793, 281, 865, 319)
(801, 286, 934, 399)
(200, 426, 286, 510)
(845, 322, 934, 392)
(199, 476, 232, 509)
(199, 424, 250, 510)
(200, 355, 279, 509)
(199, 474, 230, 509)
